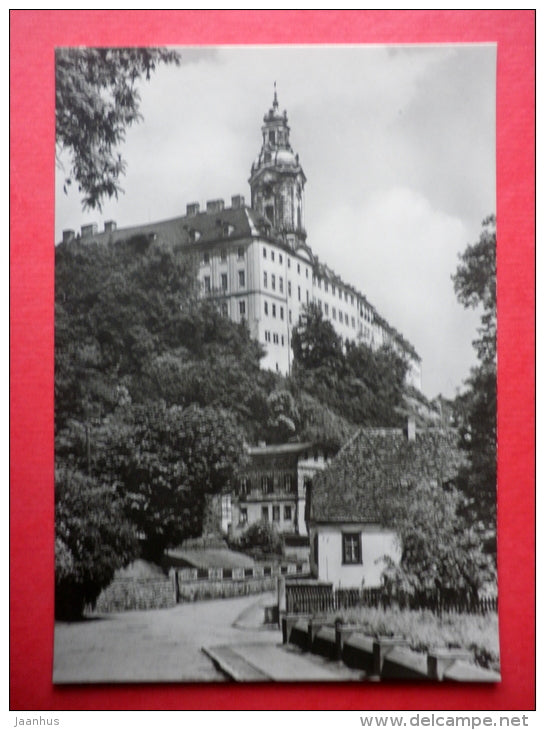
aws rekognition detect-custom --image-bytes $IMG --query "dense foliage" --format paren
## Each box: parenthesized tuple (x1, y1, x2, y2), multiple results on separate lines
(230, 520, 283, 557)
(452, 216, 497, 537)
(56, 47, 180, 211)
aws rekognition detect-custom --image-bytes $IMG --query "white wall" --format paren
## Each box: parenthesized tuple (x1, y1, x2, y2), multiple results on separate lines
(312, 524, 401, 588)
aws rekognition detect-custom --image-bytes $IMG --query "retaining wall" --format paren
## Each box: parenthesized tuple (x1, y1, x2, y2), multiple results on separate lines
(94, 576, 177, 613)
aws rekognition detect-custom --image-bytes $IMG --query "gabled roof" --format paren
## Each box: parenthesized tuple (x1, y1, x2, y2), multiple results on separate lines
(309, 426, 465, 524)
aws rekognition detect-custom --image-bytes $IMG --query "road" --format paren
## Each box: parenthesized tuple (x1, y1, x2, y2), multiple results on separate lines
(53, 591, 279, 683)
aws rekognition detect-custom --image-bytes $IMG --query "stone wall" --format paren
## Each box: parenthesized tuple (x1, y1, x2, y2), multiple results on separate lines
(94, 576, 176, 613)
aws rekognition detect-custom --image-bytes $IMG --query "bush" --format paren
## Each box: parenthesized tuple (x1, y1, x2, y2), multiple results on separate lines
(231, 520, 283, 557)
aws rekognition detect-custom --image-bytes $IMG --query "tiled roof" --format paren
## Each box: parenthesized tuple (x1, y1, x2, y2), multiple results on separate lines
(309, 427, 465, 524)
(71, 206, 273, 250)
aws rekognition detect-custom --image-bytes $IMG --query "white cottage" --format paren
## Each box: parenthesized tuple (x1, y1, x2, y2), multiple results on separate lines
(306, 421, 464, 589)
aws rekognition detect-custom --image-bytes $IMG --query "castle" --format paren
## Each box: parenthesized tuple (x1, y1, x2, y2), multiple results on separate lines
(61, 88, 422, 389)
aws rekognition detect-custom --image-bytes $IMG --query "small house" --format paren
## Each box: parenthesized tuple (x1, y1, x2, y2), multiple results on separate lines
(307, 419, 464, 588)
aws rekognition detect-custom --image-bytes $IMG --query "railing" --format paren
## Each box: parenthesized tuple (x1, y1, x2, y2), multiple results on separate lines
(285, 584, 498, 617)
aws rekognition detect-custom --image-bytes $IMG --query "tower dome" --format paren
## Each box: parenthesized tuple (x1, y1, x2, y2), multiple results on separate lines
(249, 85, 306, 248)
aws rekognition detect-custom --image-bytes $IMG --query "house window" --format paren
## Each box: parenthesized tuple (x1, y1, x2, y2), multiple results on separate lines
(203, 252, 210, 264)
(298, 286, 301, 302)
(239, 300, 246, 317)
(279, 276, 284, 293)
(279, 254, 283, 264)
(204, 276, 211, 293)
(313, 533, 319, 565)
(345, 313, 349, 325)
(264, 272, 268, 288)
(238, 247, 244, 259)
(332, 285, 335, 296)
(221, 273, 228, 291)
(284, 474, 292, 491)
(306, 268, 308, 279)
(265, 330, 271, 342)
(351, 316, 356, 328)
(284, 505, 292, 521)
(280, 306, 284, 321)
(325, 281, 328, 293)
(240, 507, 248, 524)
(271, 274, 276, 291)
(264, 301, 268, 316)
(271, 251, 275, 262)
(269, 130, 275, 144)
(272, 303, 276, 318)
(288, 258, 291, 268)
(306, 290, 309, 304)
(297, 263, 300, 274)
(288, 281, 292, 297)
(240, 477, 249, 495)
(342, 533, 362, 565)
(262, 506, 269, 521)
(263, 247, 267, 258)
(272, 505, 280, 522)
(281, 335, 284, 346)
(325, 303, 329, 316)
(221, 249, 227, 262)
(221, 302, 228, 317)
(239, 270, 245, 288)
(289, 310, 292, 324)
(332, 307, 336, 320)
(273, 333, 279, 344)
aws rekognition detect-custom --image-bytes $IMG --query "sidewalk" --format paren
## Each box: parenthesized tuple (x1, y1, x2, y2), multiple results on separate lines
(203, 641, 365, 682)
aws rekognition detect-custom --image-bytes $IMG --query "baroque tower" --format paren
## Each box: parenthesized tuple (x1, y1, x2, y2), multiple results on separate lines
(249, 84, 307, 250)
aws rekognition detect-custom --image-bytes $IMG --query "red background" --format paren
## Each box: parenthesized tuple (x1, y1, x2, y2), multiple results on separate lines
(9, 10, 535, 710)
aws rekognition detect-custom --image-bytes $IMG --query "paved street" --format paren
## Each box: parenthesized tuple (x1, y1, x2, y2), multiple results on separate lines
(53, 592, 279, 683)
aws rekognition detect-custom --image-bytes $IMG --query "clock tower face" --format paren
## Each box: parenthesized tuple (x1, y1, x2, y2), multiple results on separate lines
(249, 86, 307, 247)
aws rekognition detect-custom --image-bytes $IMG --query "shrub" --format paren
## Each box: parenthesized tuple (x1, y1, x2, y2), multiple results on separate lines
(231, 520, 283, 556)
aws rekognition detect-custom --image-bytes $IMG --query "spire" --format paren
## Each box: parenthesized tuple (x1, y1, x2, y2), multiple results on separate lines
(273, 81, 278, 110)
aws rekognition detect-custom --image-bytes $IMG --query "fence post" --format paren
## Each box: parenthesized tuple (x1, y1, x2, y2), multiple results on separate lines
(277, 575, 286, 627)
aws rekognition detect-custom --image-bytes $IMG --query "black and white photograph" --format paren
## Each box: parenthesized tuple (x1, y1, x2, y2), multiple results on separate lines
(53, 45, 499, 683)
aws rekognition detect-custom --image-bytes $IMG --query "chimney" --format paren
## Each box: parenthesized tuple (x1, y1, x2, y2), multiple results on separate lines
(407, 416, 416, 442)
(231, 194, 245, 209)
(206, 199, 224, 214)
(81, 223, 98, 238)
(186, 202, 200, 217)
(62, 229, 75, 244)
(104, 220, 117, 233)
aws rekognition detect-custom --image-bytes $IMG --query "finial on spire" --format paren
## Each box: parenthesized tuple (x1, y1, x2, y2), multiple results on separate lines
(273, 81, 278, 109)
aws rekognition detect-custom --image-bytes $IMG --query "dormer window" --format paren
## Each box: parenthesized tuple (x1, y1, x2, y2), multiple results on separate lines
(203, 252, 210, 264)
(189, 229, 201, 243)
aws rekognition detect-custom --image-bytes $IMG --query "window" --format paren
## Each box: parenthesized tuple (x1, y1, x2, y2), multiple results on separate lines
(279, 254, 283, 264)
(289, 310, 292, 324)
(351, 316, 356, 328)
(271, 251, 275, 262)
(203, 252, 210, 264)
(325, 303, 329, 316)
(239, 477, 249, 495)
(288, 281, 292, 297)
(238, 270, 245, 288)
(325, 281, 328, 293)
(284, 505, 292, 521)
(240, 507, 248, 524)
(261, 506, 269, 521)
(332, 307, 336, 320)
(306, 290, 309, 304)
(221, 273, 228, 291)
(280, 306, 284, 320)
(269, 130, 275, 144)
(237, 247, 244, 259)
(272, 505, 280, 522)
(279, 276, 283, 293)
(345, 291, 348, 302)
(298, 286, 301, 302)
(204, 276, 211, 293)
(266, 205, 274, 221)
(273, 333, 279, 344)
(318, 278, 322, 289)
(297, 263, 301, 274)
(264, 301, 268, 316)
(272, 303, 276, 318)
(221, 249, 227, 262)
(271, 274, 276, 291)
(351, 295, 354, 305)
(332, 285, 335, 296)
(265, 331, 271, 342)
(288, 257, 291, 268)
(345, 313, 349, 325)
(284, 474, 292, 490)
(239, 300, 246, 317)
(339, 289, 342, 300)
(263, 247, 267, 259)
(264, 272, 268, 288)
(221, 302, 228, 317)
(342, 533, 362, 564)
(281, 335, 284, 346)
(318, 299, 322, 310)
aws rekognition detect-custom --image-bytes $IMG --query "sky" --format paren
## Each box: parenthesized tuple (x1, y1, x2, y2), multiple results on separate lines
(55, 45, 497, 399)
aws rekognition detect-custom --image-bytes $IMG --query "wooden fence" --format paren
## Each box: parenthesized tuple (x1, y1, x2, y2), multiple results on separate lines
(285, 583, 497, 617)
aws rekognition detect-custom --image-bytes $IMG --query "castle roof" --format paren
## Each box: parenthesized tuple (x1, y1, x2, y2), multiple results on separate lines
(309, 426, 465, 524)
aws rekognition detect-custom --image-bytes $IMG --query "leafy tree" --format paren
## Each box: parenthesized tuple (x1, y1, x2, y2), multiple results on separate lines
(292, 302, 344, 371)
(381, 482, 495, 602)
(108, 403, 246, 562)
(231, 520, 283, 557)
(265, 389, 300, 443)
(55, 468, 138, 620)
(452, 215, 497, 534)
(56, 47, 180, 211)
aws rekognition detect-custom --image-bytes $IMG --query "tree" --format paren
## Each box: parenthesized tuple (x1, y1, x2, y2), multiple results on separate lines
(109, 403, 246, 562)
(55, 468, 138, 620)
(56, 47, 180, 211)
(291, 302, 344, 371)
(452, 215, 497, 534)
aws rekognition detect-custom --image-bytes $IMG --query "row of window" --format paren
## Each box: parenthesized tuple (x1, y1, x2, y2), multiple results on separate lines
(264, 331, 286, 347)
(239, 504, 292, 524)
(204, 269, 245, 293)
(203, 246, 245, 264)
(263, 300, 286, 320)
(219, 300, 246, 317)
(262, 246, 309, 279)
(239, 474, 294, 494)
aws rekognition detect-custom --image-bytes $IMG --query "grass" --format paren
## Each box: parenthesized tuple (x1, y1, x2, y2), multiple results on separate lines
(330, 605, 500, 672)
